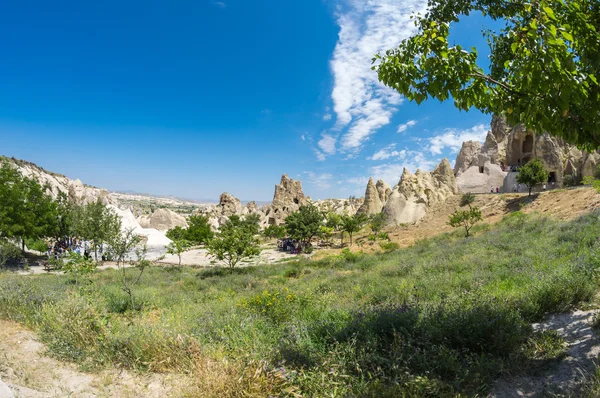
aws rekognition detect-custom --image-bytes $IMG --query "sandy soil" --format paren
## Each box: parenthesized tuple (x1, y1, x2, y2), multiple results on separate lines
(0, 320, 188, 398)
(491, 310, 600, 397)
(158, 247, 296, 267)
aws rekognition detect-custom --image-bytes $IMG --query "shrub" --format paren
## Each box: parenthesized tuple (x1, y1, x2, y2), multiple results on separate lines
(379, 241, 399, 251)
(0, 241, 23, 267)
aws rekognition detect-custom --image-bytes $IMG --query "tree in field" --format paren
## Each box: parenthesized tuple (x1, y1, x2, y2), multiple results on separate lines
(342, 213, 368, 246)
(184, 215, 213, 245)
(448, 193, 483, 237)
(106, 227, 142, 266)
(375, 0, 600, 150)
(325, 212, 345, 246)
(166, 226, 186, 241)
(285, 205, 324, 246)
(207, 216, 261, 271)
(0, 160, 58, 252)
(448, 207, 483, 238)
(369, 212, 387, 236)
(516, 159, 549, 196)
(166, 239, 191, 265)
(262, 224, 286, 240)
(72, 200, 121, 261)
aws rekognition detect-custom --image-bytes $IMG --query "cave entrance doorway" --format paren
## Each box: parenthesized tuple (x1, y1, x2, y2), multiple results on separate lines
(522, 135, 534, 153)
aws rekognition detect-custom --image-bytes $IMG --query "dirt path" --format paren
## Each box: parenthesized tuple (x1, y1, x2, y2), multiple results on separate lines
(0, 320, 188, 398)
(491, 310, 600, 397)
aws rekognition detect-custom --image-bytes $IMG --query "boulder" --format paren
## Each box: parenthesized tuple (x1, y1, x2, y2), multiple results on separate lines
(137, 208, 188, 231)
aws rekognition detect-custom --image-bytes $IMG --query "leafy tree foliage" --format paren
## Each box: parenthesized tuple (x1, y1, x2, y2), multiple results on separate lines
(376, 0, 600, 150)
(325, 212, 345, 245)
(166, 226, 186, 241)
(262, 224, 286, 240)
(285, 205, 324, 245)
(516, 159, 549, 195)
(342, 213, 368, 246)
(207, 216, 261, 270)
(369, 212, 387, 235)
(72, 200, 121, 261)
(166, 239, 191, 265)
(106, 227, 143, 266)
(185, 215, 214, 245)
(0, 160, 58, 251)
(448, 207, 483, 237)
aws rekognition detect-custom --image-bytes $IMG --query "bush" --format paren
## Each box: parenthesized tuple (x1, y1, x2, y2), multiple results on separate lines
(563, 173, 580, 187)
(379, 241, 399, 251)
(25, 238, 49, 253)
(0, 241, 23, 267)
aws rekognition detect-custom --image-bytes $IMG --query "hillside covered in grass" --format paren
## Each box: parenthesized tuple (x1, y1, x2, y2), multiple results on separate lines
(1, 210, 600, 397)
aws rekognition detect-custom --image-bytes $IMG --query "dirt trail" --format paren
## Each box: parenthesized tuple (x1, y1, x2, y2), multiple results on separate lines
(491, 310, 600, 397)
(0, 320, 187, 398)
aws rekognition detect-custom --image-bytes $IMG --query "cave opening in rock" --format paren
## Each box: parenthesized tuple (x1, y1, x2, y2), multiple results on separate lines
(522, 135, 534, 153)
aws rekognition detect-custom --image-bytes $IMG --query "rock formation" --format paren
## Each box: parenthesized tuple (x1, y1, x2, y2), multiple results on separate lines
(383, 158, 458, 225)
(137, 208, 188, 231)
(454, 115, 600, 193)
(217, 192, 243, 217)
(264, 174, 309, 225)
(357, 178, 383, 216)
(376, 179, 392, 204)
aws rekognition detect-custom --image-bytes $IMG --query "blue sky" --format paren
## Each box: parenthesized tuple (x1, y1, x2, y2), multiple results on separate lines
(0, 0, 497, 201)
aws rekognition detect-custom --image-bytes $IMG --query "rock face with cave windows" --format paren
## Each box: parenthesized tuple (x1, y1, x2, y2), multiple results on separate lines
(262, 174, 310, 226)
(454, 115, 600, 193)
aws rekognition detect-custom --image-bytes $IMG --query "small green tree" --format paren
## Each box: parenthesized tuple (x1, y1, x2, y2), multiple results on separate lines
(516, 159, 549, 196)
(184, 215, 213, 245)
(166, 239, 191, 265)
(369, 212, 387, 236)
(0, 160, 58, 252)
(342, 213, 368, 246)
(71, 200, 121, 261)
(262, 224, 286, 240)
(285, 205, 324, 246)
(207, 217, 261, 271)
(325, 212, 345, 246)
(318, 225, 334, 244)
(106, 227, 142, 266)
(448, 208, 483, 238)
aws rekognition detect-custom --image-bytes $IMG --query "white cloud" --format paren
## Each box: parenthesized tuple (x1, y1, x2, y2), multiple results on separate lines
(301, 134, 306, 141)
(330, 0, 428, 152)
(428, 124, 488, 155)
(304, 172, 334, 189)
(211, 1, 227, 8)
(318, 134, 337, 155)
(397, 119, 417, 133)
(369, 144, 407, 161)
(314, 150, 327, 162)
(323, 113, 332, 121)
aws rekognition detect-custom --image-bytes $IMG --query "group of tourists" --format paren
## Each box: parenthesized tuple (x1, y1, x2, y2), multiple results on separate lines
(277, 238, 306, 254)
(47, 237, 92, 259)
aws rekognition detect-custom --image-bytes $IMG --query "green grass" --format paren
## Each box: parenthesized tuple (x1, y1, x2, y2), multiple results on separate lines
(2, 210, 600, 397)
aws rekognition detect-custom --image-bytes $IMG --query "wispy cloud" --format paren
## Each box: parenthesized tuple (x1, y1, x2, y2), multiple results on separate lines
(323, 113, 332, 121)
(428, 124, 488, 155)
(318, 134, 337, 156)
(304, 172, 334, 189)
(369, 144, 407, 161)
(397, 119, 417, 133)
(327, 0, 427, 155)
(211, 1, 227, 8)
